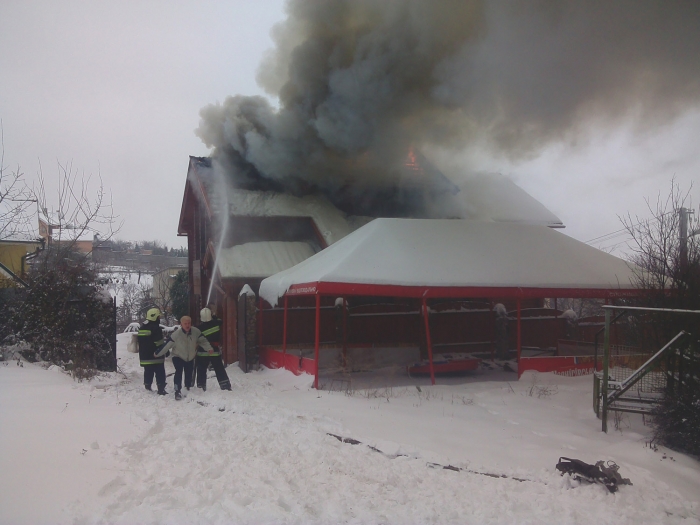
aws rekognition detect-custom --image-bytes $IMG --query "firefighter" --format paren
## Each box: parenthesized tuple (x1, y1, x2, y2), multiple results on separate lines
(138, 307, 167, 395)
(196, 307, 231, 391)
(155, 315, 212, 400)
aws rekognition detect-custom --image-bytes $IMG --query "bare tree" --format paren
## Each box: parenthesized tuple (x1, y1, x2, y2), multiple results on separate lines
(0, 122, 36, 240)
(34, 159, 121, 254)
(151, 276, 174, 325)
(1, 146, 123, 378)
(622, 180, 700, 456)
(116, 279, 152, 326)
(621, 180, 700, 319)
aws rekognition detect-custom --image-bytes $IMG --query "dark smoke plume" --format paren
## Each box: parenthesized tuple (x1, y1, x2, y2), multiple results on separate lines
(196, 0, 700, 192)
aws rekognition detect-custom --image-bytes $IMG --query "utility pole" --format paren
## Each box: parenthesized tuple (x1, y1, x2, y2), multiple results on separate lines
(679, 207, 699, 271)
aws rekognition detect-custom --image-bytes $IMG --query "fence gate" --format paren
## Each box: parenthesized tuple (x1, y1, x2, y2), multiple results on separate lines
(595, 304, 700, 432)
(237, 293, 248, 372)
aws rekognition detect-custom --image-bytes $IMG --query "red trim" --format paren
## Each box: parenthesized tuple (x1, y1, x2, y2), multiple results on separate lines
(259, 347, 316, 376)
(286, 282, 640, 300)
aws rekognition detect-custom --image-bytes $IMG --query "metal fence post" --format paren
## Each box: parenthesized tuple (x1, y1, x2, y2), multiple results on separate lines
(602, 308, 611, 433)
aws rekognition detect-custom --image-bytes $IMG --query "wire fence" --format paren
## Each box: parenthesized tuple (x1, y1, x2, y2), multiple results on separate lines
(607, 344, 667, 395)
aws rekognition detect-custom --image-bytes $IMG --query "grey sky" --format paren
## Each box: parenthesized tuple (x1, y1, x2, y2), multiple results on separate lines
(1, 1, 698, 253)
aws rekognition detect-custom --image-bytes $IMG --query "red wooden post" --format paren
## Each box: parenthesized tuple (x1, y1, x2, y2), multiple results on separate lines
(314, 293, 321, 389)
(342, 297, 348, 367)
(516, 297, 522, 378)
(282, 295, 288, 358)
(258, 297, 263, 349)
(422, 297, 436, 386)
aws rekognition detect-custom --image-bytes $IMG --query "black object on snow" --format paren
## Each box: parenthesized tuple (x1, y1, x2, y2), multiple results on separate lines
(556, 457, 632, 493)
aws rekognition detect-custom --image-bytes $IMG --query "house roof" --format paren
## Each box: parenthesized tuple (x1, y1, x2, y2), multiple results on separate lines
(449, 173, 563, 228)
(217, 241, 316, 280)
(0, 238, 42, 245)
(226, 190, 354, 246)
(259, 218, 638, 307)
(178, 157, 358, 246)
(178, 157, 564, 249)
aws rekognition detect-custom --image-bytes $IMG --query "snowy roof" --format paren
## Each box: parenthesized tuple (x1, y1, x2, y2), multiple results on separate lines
(447, 173, 563, 227)
(0, 236, 42, 245)
(226, 189, 353, 246)
(217, 241, 316, 279)
(259, 219, 638, 306)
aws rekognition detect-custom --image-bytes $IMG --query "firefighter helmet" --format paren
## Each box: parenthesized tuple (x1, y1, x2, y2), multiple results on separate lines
(146, 308, 161, 322)
(200, 307, 212, 323)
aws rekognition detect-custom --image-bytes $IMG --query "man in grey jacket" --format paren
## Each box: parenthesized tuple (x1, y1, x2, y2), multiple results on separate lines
(156, 315, 212, 400)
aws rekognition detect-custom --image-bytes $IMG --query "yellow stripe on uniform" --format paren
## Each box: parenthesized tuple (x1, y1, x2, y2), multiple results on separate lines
(202, 326, 220, 337)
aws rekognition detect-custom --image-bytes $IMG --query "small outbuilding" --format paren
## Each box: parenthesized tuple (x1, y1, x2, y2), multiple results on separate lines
(259, 218, 640, 387)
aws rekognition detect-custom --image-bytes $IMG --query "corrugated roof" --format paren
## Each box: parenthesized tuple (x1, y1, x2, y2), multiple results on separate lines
(226, 189, 353, 246)
(217, 241, 316, 279)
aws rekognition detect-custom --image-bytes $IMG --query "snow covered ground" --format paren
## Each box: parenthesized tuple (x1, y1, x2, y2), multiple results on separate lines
(1, 335, 698, 524)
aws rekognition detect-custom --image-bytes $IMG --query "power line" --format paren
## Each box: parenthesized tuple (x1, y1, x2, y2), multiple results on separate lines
(585, 227, 628, 244)
(584, 210, 676, 245)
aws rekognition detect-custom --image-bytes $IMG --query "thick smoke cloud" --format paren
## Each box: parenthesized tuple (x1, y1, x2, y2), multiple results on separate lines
(196, 0, 700, 190)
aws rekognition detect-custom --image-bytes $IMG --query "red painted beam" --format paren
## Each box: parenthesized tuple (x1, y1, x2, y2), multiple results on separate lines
(284, 282, 641, 300)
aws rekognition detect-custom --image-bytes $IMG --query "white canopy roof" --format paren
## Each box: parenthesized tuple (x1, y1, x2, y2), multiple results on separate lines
(259, 219, 638, 306)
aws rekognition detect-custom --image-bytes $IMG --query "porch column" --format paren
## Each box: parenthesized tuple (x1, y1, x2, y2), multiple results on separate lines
(342, 298, 348, 368)
(314, 293, 321, 389)
(516, 297, 522, 377)
(602, 308, 611, 433)
(282, 295, 288, 358)
(422, 297, 436, 386)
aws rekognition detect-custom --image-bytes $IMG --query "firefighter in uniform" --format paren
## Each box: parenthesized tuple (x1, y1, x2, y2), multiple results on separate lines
(138, 308, 167, 395)
(196, 307, 231, 391)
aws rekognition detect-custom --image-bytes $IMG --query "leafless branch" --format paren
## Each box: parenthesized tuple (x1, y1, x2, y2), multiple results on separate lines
(0, 121, 36, 240)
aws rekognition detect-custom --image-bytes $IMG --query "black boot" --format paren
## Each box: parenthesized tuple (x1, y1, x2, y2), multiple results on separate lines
(145, 384, 152, 391)
(175, 390, 182, 401)
(157, 384, 168, 396)
(220, 380, 231, 391)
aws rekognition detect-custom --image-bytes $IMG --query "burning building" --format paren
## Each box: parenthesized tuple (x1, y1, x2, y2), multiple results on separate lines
(178, 150, 569, 368)
(176, 0, 699, 377)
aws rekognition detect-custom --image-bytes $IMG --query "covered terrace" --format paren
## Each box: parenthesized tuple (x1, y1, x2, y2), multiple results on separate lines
(258, 218, 641, 387)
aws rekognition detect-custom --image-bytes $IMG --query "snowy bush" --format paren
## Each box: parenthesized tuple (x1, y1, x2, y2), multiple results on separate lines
(0, 247, 115, 379)
(651, 389, 700, 457)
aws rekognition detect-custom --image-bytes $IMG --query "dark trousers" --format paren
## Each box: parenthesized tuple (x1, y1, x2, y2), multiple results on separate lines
(143, 363, 166, 388)
(196, 354, 231, 389)
(172, 356, 195, 391)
